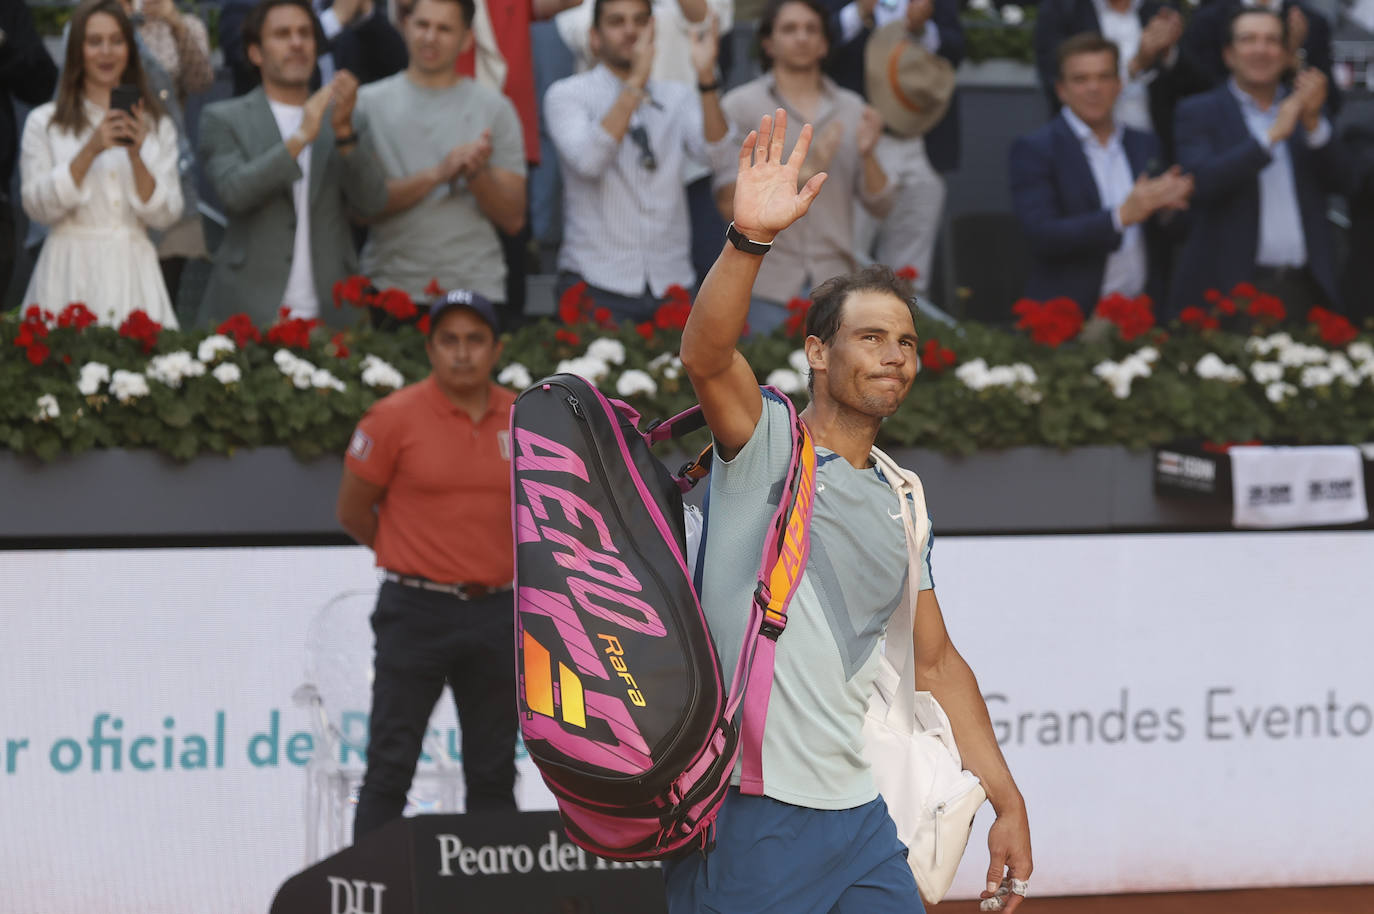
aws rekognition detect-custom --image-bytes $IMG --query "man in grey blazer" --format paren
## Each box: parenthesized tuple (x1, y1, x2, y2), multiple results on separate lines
(198, 0, 387, 329)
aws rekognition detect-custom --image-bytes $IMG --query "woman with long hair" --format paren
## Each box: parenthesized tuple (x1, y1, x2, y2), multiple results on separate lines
(20, 0, 183, 327)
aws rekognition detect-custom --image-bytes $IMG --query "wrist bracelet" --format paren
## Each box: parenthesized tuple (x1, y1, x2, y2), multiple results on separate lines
(697, 80, 720, 93)
(726, 222, 772, 255)
(335, 132, 359, 148)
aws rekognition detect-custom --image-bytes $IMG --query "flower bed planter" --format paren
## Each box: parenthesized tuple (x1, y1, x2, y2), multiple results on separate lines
(0, 444, 1237, 543)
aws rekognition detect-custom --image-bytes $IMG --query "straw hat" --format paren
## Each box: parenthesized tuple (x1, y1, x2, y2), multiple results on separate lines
(864, 21, 955, 138)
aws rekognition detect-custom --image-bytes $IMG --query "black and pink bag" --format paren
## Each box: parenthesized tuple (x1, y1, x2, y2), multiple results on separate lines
(510, 373, 816, 860)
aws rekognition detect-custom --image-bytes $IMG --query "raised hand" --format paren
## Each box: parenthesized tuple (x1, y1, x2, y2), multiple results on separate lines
(330, 70, 361, 136)
(1286, 5, 1309, 57)
(299, 83, 334, 145)
(857, 105, 883, 158)
(688, 14, 719, 85)
(905, 0, 933, 34)
(1295, 66, 1327, 130)
(628, 19, 656, 91)
(731, 109, 828, 244)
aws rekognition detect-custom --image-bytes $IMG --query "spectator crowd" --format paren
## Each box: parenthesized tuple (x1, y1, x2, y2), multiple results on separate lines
(3, 0, 1374, 335)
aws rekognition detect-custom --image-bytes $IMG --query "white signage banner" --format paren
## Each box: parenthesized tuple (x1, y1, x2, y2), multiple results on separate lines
(1, 534, 1371, 913)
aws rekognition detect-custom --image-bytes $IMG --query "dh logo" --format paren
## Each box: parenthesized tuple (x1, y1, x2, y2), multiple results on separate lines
(327, 876, 386, 914)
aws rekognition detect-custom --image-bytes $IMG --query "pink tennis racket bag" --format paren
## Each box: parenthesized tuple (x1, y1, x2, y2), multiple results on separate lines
(510, 374, 815, 860)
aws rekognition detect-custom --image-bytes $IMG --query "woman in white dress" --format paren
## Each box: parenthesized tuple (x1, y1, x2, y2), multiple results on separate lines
(20, 0, 183, 328)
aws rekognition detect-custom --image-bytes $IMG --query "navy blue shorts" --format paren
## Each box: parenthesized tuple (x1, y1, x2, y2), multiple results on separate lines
(663, 789, 925, 914)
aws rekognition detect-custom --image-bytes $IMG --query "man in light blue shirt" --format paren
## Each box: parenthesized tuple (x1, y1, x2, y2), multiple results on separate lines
(1171, 6, 1354, 315)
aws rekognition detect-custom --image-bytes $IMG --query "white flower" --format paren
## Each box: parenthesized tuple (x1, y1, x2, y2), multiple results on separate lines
(1093, 352, 1153, 399)
(615, 369, 658, 397)
(1265, 381, 1297, 404)
(110, 370, 151, 403)
(1265, 332, 1294, 349)
(1347, 342, 1374, 364)
(556, 356, 611, 383)
(196, 334, 237, 363)
(1011, 363, 1039, 385)
(788, 348, 811, 376)
(1136, 347, 1160, 364)
(765, 368, 804, 394)
(1245, 337, 1271, 356)
(34, 393, 60, 421)
(311, 368, 346, 392)
(212, 363, 243, 385)
(1299, 365, 1336, 389)
(1195, 353, 1244, 382)
(648, 352, 682, 380)
(273, 349, 298, 371)
(1249, 361, 1284, 385)
(968, 0, 991, 10)
(146, 351, 205, 389)
(955, 358, 990, 390)
(361, 355, 405, 390)
(1277, 342, 1328, 368)
(498, 363, 533, 390)
(1000, 3, 1024, 24)
(77, 361, 111, 396)
(585, 338, 627, 366)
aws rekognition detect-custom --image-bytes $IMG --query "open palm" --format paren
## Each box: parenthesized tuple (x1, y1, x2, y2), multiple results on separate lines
(731, 109, 828, 243)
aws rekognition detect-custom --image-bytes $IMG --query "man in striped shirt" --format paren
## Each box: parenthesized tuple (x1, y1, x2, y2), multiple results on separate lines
(545, 0, 732, 322)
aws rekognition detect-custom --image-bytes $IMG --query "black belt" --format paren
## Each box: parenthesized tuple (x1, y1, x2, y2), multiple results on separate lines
(383, 571, 513, 601)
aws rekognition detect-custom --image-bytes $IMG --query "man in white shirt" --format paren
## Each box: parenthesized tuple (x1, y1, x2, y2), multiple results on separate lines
(355, 0, 527, 311)
(1009, 33, 1193, 311)
(544, 0, 729, 322)
(199, 0, 388, 329)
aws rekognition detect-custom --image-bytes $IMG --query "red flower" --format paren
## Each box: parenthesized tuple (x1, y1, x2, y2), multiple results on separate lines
(63, 354, 72, 364)
(653, 300, 693, 331)
(559, 281, 592, 325)
(636, 322, 655, 341)
(783, 297, 812, 338)
(330, 331, 350, 359)
(593, 306, 614, 328)
(23, 305, 55, 325)
(1093, 292, 1155, 341)
(895, 265, 919, 282)
(1216, 297, 1237, 316)
(1231, 281, 1259, 299)
(1247, 293, 1286, 324)
(375, 287, 417, 320)
(417, 314, 431, 334)
(555, 328, 581, 346)
(332, 274, 373, 309)
(216, 313, 262, 346)
(117, 310, 162, 353)
(424, 278, 444, 298)
(1203, 289, 1222, 304)
(265, 311, 321, 349)
(1014, 297, 1084, 347)
(57, 302, 98, 330)
(1179, 306, 1219, 330)
(1307, 306, 1359, 347)
(662, 284, 692, 306)
(25, 342, 49, 365)
(920, 338, 956, 372)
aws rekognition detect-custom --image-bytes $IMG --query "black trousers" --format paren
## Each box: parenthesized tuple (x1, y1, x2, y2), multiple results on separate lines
(352, 581, 517, 840)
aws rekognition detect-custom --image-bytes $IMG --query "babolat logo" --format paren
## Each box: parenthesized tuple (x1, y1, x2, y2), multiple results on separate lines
(1157, 451, 1216, 483)
(1308, 479, 1355, 501)
(326, 877, 385, 914)
(1247, 484, 1292, 506)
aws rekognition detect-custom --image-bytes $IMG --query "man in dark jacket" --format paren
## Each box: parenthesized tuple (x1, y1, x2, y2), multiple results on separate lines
(1, 3, 59, 300)
(1170, 7, 1353, 316)
(1011, 33, 1192, 311)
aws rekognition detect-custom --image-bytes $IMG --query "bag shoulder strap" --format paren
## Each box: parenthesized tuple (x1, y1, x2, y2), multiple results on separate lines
(728, 389, 817, 795)
(869, 446, 931, 726)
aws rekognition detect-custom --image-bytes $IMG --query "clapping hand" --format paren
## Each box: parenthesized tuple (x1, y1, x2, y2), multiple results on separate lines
(1286, 5, 1309, 58)
(688, 14, 719, 86)
(438, 129, 493, 186)
(857, 105, 883, 158)
(1139, 7, 1183, 64)
(330, 70, 361, 137)
(730, 109, 827, 245)
(1119, 165, 1194, 226)
(1294, 66, 1327, 131)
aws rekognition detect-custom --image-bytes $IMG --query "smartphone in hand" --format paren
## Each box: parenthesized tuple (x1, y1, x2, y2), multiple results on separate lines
(109, 85, 140, 145)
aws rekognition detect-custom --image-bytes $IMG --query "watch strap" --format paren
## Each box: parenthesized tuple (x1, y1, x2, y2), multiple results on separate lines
(726, 222, 772, 255)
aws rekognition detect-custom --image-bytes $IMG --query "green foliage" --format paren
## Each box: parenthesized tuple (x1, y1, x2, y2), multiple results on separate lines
(962, 9, 1037, 66)
(4, 306, 1373, 462)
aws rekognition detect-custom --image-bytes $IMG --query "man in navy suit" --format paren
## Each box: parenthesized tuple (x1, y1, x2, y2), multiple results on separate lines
(1033, 0, 1184, 152)
(1010, 33, 1193, 312)
(1170, 7, 1353, 316)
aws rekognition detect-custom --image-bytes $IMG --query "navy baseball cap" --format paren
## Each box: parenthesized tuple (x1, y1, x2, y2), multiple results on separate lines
(428, 288, 500, 336)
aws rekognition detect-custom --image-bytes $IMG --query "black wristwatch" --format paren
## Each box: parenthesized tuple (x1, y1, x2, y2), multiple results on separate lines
(334, 132, 359, 149)
(697, 79, 721, 94)
(726, 222, 772, 256)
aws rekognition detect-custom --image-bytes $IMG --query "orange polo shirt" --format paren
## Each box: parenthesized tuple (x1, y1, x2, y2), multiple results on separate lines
(345, 377, 516, 585)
